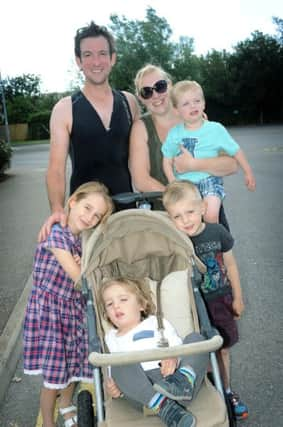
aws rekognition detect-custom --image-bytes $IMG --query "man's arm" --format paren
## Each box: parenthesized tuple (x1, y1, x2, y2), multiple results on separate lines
(38, 97, 71, 242)
(173, 146, 238, 177)
(129, 120, 165, 192)
(46, 97, 72, 212)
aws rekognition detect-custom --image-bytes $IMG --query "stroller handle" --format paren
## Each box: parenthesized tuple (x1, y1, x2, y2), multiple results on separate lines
(88, 335, 223, 367)
(112, 191, 163, 204)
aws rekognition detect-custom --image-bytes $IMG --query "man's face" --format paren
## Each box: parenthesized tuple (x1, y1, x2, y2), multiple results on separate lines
(76, 36, 116, 86)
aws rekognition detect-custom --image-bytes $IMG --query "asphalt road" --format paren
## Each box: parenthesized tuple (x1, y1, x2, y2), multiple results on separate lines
(0, 125, 282, 427)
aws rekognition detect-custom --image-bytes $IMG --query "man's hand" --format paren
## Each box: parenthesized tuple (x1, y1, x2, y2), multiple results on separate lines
(37, 210, 67, 242)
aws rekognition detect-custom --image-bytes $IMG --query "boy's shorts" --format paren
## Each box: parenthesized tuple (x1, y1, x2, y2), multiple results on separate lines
(197, 176, 225, 201)
(206, 291, 239, 348)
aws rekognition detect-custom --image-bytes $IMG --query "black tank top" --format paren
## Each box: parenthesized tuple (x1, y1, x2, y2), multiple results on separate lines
(69, 90, 133, 196)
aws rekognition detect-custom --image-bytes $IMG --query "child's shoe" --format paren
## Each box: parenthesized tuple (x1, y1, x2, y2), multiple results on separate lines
(154, 370, 194, 401)
(227, 391, 249, 419)
(159, 399, 196, 427)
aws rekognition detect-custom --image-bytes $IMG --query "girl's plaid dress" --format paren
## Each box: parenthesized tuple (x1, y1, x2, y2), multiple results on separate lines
(23, 224, 93, 388)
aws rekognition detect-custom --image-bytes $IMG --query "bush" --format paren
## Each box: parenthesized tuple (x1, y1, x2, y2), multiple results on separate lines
(0, 139, 13, 172)
(28, 110, 51, 140)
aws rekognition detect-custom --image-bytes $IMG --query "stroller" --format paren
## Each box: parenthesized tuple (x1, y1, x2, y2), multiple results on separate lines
(76, 194, 236, 427)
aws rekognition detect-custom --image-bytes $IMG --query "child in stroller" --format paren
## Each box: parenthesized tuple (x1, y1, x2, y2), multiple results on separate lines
(100, 277, 209, 427)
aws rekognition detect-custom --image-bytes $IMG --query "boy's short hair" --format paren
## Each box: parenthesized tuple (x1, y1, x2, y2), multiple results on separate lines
(170, 80, 204, 108)
(163, 180, 202, 210)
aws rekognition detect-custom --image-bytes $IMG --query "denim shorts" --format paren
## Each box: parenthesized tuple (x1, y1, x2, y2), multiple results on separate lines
(196, 176, 225, 201)
(206, 292, 239, 348)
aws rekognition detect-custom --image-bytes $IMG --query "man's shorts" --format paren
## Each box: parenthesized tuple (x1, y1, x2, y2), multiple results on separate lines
(206, 292, 239, 348)
(197, 176, 225, 201)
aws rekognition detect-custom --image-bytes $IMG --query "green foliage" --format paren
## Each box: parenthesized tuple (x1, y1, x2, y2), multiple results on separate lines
(28, 110, 51, 140)
(110, 7, 175, 91)
(0, 138, 13, 171)
(229, 31, 283, 123)
(4, 74, 41, 99)
(273, 16, 283, 45)
(3, 74, 41, 124)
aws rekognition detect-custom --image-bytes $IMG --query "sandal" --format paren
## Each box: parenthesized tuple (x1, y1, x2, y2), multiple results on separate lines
(59, 405, 78, 427)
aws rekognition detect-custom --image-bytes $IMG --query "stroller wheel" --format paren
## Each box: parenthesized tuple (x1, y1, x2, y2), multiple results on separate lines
(224, 391, 237, 427)
(77, 389, 96, 427)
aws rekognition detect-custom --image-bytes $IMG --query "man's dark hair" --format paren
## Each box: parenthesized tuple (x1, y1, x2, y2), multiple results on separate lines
(74, 21, 116, 58)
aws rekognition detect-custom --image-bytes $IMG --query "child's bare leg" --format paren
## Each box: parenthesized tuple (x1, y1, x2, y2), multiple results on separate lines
(58, 382, 77, 425)
(203, 195, 221, 224)
(217, 348, 230, 390)
(40, 386, 57, 427)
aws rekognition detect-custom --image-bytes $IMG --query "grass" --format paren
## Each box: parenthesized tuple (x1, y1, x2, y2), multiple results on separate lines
(11, 139, 49, 146)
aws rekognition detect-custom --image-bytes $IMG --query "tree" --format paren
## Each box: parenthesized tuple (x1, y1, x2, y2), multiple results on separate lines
(109, 7, 176, 91)
(198, 50, 237, 123)
(170, 36, 201, 83)
(273, 16, 283, 45)
(229, 31, 283, 123)
(4, 74, 41, 124)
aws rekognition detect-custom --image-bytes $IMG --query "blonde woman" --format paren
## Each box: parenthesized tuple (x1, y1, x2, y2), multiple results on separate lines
(129, 64, 238, 228)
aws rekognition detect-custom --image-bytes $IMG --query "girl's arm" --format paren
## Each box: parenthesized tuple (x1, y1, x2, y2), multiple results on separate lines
(234, 149, 256, 191)
(50, 248, 81, 283)
(223, 249, 245, 318)
(163, 157, 175, 183)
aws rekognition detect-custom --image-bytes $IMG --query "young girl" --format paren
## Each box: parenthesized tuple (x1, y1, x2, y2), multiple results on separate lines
(100, 277, 209, 427)
(23, 181, 114, 427)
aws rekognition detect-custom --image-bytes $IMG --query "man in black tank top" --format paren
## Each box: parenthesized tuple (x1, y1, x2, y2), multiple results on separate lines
(39, 22, 140, 240)
(70, 89, 133, 196)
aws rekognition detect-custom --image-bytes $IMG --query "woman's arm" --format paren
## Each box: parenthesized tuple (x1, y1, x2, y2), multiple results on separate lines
(129, 120, 166, 192)
(173, 146, 238, 177)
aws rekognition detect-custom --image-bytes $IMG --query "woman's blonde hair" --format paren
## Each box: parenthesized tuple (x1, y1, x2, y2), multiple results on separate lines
(170, 80, 204, 108)
(66, 181, 114, 224)
(99, 277, 156, 327)
(163, 180, 202, 211)
(134, 64, 171, 96)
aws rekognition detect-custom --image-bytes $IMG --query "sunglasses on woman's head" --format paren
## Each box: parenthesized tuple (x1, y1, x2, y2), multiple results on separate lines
(139, 80, 168, 100)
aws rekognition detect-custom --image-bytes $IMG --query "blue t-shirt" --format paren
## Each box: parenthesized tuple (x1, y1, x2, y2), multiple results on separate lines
(162, 120, 239, 183)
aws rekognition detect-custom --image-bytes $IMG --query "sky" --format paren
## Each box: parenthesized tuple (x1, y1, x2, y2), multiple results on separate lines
(1, 0, 282, 93)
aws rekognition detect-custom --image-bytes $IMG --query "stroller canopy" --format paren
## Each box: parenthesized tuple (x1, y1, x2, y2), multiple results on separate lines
(81, 209, 205, 283)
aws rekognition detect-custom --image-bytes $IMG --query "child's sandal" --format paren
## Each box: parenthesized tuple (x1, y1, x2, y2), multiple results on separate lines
(59, 405, 77, 427)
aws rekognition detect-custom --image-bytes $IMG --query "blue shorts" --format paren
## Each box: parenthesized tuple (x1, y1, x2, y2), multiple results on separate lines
(196, 176, 225, 201)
